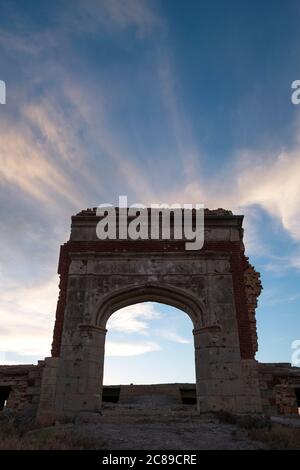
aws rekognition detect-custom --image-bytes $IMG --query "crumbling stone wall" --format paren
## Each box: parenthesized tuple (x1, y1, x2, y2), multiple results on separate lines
(118, 384, 183, 404)
(0, 362, 44, 412)
(244, 261, 262, 356)
(259, 363, 300, 415)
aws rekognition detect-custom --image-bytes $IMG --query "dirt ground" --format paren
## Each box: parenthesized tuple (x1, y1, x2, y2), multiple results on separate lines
(2, 400, 300, 450)
(72, 402, 264, 450)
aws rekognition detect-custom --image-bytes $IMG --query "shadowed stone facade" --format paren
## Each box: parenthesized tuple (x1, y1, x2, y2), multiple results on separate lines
(0, 363, 44, 412)
(37, 208, 264, 422)
(1, 208, 299, 422)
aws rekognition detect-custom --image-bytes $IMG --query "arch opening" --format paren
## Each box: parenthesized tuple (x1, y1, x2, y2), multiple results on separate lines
(102, 301, 196, 407)
(95, 283, 205, 330)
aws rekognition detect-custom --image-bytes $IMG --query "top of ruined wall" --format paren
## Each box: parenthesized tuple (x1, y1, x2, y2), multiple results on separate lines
(68, 207, 244, 245)
(0, 364, 37, 376)
(258, 362, 300, 377)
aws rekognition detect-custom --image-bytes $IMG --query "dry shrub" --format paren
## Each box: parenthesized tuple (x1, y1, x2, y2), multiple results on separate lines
(248, 425, 300, 450)
(216, 411, 270, 430)
(215, 410, 237, 425)
(0, 423, 106, 450)
(215, 410, 300, 449)
(236, 414, 270, 430)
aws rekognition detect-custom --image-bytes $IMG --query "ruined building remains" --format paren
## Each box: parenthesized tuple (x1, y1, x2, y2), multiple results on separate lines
(1, 209, 299, 422)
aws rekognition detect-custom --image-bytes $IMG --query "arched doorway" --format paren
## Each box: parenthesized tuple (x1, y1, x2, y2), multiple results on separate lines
(83, 283, 205, 412)
(102, 301, 195, 406)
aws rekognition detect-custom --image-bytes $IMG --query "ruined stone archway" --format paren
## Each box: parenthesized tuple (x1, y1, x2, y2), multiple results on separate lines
(37, 208, 263, 422)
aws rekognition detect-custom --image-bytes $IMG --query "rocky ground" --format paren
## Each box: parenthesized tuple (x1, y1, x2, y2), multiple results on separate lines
(1, 399, 299, 450)
(84, 402, 264, 450)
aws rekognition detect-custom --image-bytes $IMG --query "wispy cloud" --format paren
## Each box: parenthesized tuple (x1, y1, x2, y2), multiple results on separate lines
(234, 149, 300, 241)
(261, 287, 300, 307)
(0, 119, 84, 209)
(107, 303, 161, 333)
(0, 276, 58, 361)
(0, 0, 162, 210)
(164, 138, 300, 261)
(105, 340, 161, 357)
(0, 0, 300, 372)
(263, 253, 300, 274)
(157, 330, 191, 344)
(57, 0, 160, 38)
(156, 47, 202, 180)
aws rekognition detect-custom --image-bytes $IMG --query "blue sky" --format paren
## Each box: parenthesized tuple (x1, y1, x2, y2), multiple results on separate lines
(0, 0, 300, 383)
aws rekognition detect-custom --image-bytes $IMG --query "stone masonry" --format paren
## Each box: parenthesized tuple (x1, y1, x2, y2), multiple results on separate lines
(37, 208, 263, 422)
(1, 208, 299, 422)
(0, 362, 44, 412)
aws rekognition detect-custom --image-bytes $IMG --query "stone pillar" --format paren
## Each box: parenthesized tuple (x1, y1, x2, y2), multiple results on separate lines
(56, 324, 107, 414)
(37, 357, 60, 424)
(194, 326, 244, 413)
(38, 324, 107, 421)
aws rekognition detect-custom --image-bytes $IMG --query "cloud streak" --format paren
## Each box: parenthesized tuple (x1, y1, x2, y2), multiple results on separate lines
(0, 276, 58, 361)
(105, 340, 161, 357)
(107, 303, 161, 333)
(0, 0, 299, 372)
